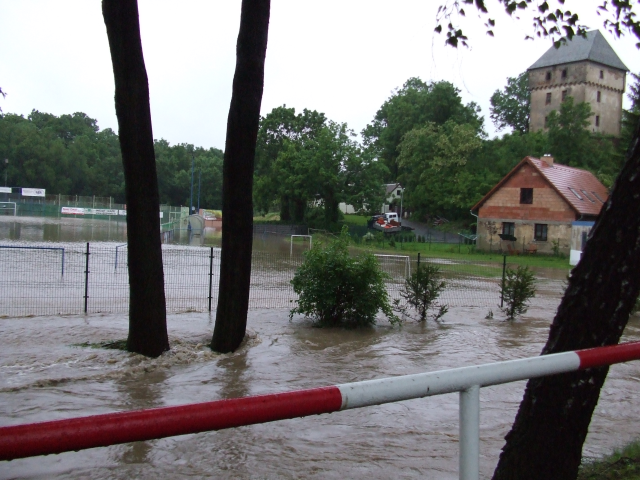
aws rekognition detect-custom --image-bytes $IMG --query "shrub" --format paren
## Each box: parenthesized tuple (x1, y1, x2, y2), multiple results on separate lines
(290, 226, 398, 327)
(394, 264, 448, 322)
(500, 265, 536, 319)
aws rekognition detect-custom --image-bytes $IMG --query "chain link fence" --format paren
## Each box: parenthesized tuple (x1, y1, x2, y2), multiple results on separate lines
(0, 243, 513, 317)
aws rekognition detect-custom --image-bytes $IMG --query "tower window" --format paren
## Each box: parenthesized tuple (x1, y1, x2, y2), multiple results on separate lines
(600, 70, 604, 79)
(562, 90, 568, 101)
(561, 69, 567, 79)
(595, 116, 600, 127)
(597, 91, 601, 102)
(546, 71, 552, 81)
(546, 92, 552, 105)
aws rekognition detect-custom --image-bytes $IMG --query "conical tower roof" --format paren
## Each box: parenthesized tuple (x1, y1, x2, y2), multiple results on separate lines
(528, 30, 628, 71)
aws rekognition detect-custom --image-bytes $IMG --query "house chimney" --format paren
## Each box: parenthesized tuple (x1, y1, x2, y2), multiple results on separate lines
(542, 154, 554, 167)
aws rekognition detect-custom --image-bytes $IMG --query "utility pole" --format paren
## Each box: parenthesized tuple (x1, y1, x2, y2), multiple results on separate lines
(189, 154, 194, 215)
(4, 159, 7, 187)
(197, 170, 201, 214)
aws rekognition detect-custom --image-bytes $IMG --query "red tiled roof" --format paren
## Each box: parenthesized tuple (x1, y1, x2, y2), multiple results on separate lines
(471, 156, 609, 217)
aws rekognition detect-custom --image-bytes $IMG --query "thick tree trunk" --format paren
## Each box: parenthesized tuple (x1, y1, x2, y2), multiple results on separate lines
(280, 194, 291, 222)
(102, 0, 169, 358)
(211, 0, 270, 353)
(292, 197, 305, 223)
(493, 123, 640, 479)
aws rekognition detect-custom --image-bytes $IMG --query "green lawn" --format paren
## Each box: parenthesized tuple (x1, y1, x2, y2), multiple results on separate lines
(341, 214, 369, 226)
(349, 239, 571, 270)
(579, 439, 640, 479)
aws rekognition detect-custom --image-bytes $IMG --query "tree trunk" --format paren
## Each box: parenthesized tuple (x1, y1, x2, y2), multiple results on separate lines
(493, 122, 640, 479)
(102, 0, 169, 358)
(280, 194, 291, 222)
(211, 0, 270, 353)
(292, 197, 305, 223)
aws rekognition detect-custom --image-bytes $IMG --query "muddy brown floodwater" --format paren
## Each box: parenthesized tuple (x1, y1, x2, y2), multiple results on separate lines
(1, 286, 640, 478)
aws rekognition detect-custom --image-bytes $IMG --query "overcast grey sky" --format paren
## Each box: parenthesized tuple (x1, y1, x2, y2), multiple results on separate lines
(1, 1, 638, 150)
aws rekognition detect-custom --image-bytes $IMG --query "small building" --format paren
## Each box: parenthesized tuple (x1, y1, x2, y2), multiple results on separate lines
(382, 183, 404, 215)
(471, 155, 608, 258)
(528, 30, 628, 136)
(339, 183, 405, 216)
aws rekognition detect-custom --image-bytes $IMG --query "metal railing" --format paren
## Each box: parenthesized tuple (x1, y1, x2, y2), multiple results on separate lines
(1, 340, 638, 480)
(0, 242, 548, 317)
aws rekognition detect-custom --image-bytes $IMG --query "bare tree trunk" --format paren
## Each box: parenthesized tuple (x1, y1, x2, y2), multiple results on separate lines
(211, 0, 270, 353)
(102, 0, 169, 358)
(493, 122, 640, 479)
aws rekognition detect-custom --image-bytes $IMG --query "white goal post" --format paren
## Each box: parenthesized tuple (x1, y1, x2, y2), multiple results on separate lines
(290, 235, 313, 256)
(374, 254, 411, 279)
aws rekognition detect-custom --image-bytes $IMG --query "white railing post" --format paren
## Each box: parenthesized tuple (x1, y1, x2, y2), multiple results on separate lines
(459, 384, 480, 480)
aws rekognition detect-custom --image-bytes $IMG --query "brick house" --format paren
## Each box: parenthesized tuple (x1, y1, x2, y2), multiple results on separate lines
(471, 155, 608, 256)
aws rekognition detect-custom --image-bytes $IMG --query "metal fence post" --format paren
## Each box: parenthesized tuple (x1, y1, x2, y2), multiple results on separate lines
(208, 247, 214, 312)
(501, 255, 507, 308)
(417, 252, 421, 272)
(84, 242, 90, 313)
(459, 384, 480, 480)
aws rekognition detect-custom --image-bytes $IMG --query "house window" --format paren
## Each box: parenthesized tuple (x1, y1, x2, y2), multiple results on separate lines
(546, 71, 552, 81)
(397, 190, 401, 196)
(534, 224, 548, 242)
(502, 222, 515, 237)
(561, 68, 567, 79)
(562, 90, 568, 101)
(600, 70, 604, 79)
(520, 188, 533, 204)
(569, 187, 583, 200)
(545, 92, 552, 105)
(595, 115, 600, 127)
(544, 116, 548, 127)
(592, 191, 605, 203)
(597, 91, 601, 102)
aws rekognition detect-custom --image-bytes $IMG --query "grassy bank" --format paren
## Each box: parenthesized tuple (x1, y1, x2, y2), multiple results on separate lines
(579, 440, 640, 479)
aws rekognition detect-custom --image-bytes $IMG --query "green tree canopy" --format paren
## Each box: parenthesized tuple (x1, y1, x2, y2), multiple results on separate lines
(362, 78, 484, 180)
(254, 106, 387, 227)
(397, 120, 482, 219)
(490, 72, 530, 134)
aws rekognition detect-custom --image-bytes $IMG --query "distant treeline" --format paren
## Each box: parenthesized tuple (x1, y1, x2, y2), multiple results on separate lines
(2, 72, 637, 225)
(0, 110, 223, 208)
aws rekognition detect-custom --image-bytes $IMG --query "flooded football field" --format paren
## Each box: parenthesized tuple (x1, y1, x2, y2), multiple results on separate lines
(1, 300, 640, 479)
(1, 216, 640, 478)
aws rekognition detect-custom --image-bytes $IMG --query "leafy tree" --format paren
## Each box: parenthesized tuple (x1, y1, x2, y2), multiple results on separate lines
(254, 106, 327, 220)
(211, 0, 270, 354)
(546, 96, 593, 166)
(394, 264, 448, 322)
(546, 97, 621, 184)
(154, 140, 223, 208)
(102, 0, 169, 357)
(397, 120, 482, 219)
(255, 109, 387, 227)
(290, 226, 398, 327)
(362, 78, 484, 180)
(500, 265, 536, 319)
(490, 72, 530, 134)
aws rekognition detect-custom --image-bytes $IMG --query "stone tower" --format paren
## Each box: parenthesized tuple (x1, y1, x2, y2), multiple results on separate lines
(528, 30, 628, 136)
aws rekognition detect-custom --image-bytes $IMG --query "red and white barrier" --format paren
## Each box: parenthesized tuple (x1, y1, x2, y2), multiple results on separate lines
(2, 341, 640, 478)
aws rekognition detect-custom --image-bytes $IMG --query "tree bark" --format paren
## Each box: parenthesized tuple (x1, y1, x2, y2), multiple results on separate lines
(102, 0, 169, 357)
(493, 122, 640, 479)
(211, 0, 270, 353)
